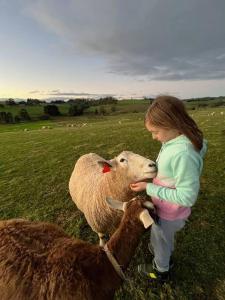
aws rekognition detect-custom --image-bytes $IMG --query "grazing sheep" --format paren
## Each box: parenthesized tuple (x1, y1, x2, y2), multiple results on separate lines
(0, 196, 154, 300)
(69, 151, 157, 245)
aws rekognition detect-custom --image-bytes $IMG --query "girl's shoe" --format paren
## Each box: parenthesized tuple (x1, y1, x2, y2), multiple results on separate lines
(137, 260, 170, 282)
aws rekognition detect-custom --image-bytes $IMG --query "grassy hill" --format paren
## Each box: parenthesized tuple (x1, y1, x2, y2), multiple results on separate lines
(0, 107, 225, 299)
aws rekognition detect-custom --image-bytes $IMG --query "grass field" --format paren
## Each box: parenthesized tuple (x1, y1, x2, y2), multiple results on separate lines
(0, 106, 225, 299)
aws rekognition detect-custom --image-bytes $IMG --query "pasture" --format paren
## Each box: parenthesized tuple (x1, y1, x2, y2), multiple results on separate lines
(0, 107, 225, 299)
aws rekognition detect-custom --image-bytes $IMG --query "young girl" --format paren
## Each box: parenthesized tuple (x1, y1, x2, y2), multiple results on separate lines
(130, 95, 207, 282)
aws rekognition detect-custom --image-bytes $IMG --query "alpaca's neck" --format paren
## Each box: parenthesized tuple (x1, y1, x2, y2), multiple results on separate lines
(107, 217, 144, 270)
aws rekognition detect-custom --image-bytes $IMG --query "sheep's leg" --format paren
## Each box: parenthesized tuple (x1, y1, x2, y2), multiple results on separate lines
(98, 233, 107, 247)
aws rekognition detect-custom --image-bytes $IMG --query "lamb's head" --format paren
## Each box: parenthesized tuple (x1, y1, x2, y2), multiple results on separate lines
(98, 151, 157, 183)
(106, 195, 154, 229)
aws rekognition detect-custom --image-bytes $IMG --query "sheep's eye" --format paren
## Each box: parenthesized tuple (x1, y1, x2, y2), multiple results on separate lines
(120, 158, 126, 162)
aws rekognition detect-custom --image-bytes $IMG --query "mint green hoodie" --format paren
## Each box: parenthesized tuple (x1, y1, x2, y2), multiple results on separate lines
(146, 135, 207, 220)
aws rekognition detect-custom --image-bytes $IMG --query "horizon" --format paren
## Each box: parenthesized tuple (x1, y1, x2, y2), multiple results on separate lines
(1, 95, 225, 103)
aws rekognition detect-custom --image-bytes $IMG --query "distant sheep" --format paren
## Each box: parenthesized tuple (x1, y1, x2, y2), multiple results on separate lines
(69, 151, 157, 245)
(0, 196, 154, 300)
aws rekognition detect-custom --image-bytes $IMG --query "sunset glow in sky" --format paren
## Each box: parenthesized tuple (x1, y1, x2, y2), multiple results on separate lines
(1, 0, 225, 100)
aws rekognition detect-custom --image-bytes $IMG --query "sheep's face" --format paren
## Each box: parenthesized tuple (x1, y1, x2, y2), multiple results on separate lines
(114, 151, 157, 182)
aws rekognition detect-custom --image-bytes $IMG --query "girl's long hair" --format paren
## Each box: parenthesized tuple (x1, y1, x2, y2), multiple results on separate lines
(145, 95, 203, 151)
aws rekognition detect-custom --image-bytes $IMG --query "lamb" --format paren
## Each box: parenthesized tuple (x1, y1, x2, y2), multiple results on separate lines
(69, 151, 157, 245)
(0, 196, 154, 300)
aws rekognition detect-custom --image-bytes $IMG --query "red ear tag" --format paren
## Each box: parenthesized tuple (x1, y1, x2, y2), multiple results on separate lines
(102, 164, 111, 173)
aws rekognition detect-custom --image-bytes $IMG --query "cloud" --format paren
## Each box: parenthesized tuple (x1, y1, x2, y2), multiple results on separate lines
(22, 0, 225, 80)
(29, 90, 41, 94)
(28, 89, 114, 98)
(27, 89, 115, 99)
(47, 91, 113, 96)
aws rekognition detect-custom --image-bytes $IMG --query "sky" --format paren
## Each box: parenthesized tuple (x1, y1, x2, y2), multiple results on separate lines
(1, 0, 225, 100)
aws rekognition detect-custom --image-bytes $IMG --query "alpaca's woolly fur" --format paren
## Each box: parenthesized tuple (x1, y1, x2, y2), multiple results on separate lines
(0, 196, 153, 300)
(69, 151, 156, 242)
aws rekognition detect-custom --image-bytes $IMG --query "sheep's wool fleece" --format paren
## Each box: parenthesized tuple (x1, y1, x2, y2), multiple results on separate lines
(69, 153, 135, 234)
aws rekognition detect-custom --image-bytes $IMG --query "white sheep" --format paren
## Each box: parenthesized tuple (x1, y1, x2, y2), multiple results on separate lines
(69, 151, 157, 245)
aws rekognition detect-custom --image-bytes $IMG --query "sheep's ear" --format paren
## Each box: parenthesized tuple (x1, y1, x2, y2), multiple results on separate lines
(106, 197, 127, 211)
(143, 201, 154, 210)
(139, 209, 154, 228)
(98, 160, 113, 168)
(98, 160, 114, 173)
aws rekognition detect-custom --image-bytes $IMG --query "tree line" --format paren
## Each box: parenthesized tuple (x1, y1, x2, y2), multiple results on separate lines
(0, 97, 118, 124)
(3, 97, 118, 106)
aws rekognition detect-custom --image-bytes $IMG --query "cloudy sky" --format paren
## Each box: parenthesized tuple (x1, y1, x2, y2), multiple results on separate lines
(1, 0, 225, 99)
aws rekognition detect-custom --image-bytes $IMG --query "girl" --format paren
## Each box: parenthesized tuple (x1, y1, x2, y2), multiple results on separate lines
(130, 95, 207, 282)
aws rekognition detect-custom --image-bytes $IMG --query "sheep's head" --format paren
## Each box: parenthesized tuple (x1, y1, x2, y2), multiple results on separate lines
(106, 196, 154, 229)
(98, 151, 157, 182)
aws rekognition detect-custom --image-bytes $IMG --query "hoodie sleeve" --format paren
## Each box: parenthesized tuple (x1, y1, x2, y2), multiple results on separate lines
(146, 151, 202, 207)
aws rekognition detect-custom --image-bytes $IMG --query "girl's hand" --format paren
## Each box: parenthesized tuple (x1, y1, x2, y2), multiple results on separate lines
(130, 182, 147, 192)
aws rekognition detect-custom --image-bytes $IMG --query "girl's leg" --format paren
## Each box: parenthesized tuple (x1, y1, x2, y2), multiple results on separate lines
(150, 218, 186, 272)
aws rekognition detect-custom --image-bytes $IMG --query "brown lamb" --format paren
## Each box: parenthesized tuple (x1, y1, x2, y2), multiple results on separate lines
(0, 196, 153, 300)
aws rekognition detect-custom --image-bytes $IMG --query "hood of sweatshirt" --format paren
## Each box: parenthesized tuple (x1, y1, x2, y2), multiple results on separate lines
(163, 134, 207, 158)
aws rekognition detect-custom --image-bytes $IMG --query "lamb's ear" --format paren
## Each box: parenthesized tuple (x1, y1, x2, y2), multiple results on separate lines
(106, 197, 127, 211)
(143, 201, 154, 210)
(139, 209, 154, 228)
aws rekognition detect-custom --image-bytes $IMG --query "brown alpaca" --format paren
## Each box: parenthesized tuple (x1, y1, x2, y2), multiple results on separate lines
(0, 196, 154, 300)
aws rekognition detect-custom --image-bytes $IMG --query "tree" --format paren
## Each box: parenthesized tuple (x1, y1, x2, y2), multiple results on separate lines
(0, 111, 14, 123)
(19, 109, 31, 121)
(111, 106, 116, 112)
(99, 106, 106, 115)
(27, 99, 40, 105)
(68, 103, 88, 116)
(5, 98, 16, 106)
(5, 112, 14, 123)
(44, 105, 60, 116)
(14, 115, 21, 123)
(0, 112, 7, 123)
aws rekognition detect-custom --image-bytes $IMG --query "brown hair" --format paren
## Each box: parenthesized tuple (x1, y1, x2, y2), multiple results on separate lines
(145, 95, 203, 151)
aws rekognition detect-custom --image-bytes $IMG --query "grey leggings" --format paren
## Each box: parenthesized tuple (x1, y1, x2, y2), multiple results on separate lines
(150, 218, 186, 272)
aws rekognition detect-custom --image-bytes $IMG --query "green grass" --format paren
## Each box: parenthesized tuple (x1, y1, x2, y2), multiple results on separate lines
(0, 107, 225, 299)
